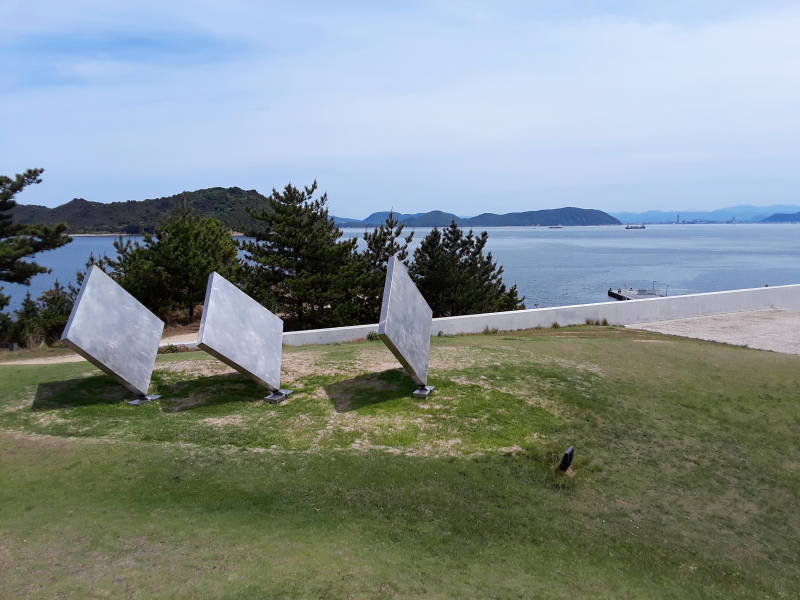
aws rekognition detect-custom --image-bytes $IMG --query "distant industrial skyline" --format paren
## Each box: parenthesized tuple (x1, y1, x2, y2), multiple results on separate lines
(3, 1, 799, 215)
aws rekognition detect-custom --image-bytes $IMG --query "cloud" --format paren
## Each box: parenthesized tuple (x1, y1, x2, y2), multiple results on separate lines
(1, 1, 799, 215)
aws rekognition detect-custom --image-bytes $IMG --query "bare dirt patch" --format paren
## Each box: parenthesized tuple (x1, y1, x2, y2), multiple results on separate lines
(548, 357, 604, 375)
(201, 415, 247, 427)
(160, 397, 209, 413)
(281, 350, 356, 379)
(156, 360, 234, 377)
(347, 434, 463, 457)
(429, 346, 490, 371)
(33, 413, 69, 426)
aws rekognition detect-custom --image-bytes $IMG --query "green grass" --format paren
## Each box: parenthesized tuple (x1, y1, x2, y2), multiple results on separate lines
(1, 326, 799, 598)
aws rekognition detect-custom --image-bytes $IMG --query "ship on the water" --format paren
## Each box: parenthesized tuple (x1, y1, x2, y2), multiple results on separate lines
(625, 224, 646, 229)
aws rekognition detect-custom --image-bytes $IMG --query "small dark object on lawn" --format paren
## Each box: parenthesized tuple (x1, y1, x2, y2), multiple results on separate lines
(558, 446, 575, 471)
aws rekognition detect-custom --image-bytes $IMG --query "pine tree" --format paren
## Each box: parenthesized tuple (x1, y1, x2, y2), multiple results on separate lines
(147, 205, 238, 321)
(356, 211, 414, 322)
(0, 169, 71, 310)
(33, 281, 77, 343)
(93, 205, 238, 321)
(12, 292, 43, 347)
(410, 221, 524, 317)
(240, 181, 358, 330)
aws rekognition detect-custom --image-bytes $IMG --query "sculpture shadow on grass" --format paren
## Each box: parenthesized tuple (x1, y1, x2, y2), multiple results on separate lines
(33, 375, 131, 410)
(32, 372, 266, 412)
(156, 372, 266, 413)
(323, 368, 412, 413)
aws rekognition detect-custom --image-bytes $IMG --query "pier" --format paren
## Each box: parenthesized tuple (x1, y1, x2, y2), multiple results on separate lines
(608, 287, 665, 301)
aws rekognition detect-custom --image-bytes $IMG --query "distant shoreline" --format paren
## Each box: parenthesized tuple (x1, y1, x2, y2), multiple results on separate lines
(69, 233, 139, 237)
(66, 222, 799, 237)
(69, 231, 247, 237)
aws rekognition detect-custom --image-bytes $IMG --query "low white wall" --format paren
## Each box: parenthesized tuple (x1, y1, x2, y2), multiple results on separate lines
(284, 284, 800, 346)
(283, 323, 377, 346)
(161, 284, 800, 350)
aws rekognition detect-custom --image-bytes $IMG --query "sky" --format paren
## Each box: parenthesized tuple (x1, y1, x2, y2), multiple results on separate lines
(2, 1, 799, 218)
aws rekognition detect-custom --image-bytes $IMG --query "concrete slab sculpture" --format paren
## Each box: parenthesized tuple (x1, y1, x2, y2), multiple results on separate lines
(378, 255, 434, 397)
(197, 272, 291, 403)
(61, 265, 164, 403)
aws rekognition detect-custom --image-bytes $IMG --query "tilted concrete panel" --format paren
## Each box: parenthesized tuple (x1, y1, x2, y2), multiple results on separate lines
(378, 255, 433, 386)
(197, 272, 284, 391)
(61, 266, 164, 396)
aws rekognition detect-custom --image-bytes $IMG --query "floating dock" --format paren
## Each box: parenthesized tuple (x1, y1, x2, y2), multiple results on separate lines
(608, 288, 665, 301)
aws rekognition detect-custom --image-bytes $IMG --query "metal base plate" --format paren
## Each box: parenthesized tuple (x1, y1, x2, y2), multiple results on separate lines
(411, 385, 435, 398)
(265, 389, 293, 404)
(127, 394, 161, 405)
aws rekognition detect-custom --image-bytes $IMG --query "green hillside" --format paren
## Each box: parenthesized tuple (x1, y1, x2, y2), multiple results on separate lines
(11, 187, 271, 234)
(1, 326, 799, 598)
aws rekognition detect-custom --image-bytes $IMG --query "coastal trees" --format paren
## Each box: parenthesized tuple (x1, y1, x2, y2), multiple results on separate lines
(0, 168, 71, 310)
(93, 205, 238, 322)
(239, 181, 358, 330)
(30, 281, 77, 343)
(1, 174, 528, 345)
(355, 212, 414, 323)
(144, 205, 238, 321)
(4, 283, 77, 346)
(410, 221, 524, 317)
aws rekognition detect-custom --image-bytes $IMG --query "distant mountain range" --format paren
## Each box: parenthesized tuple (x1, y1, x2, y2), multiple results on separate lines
(14, 186, 799, 233)
(335, 207, 620, 227)
(12, 187, 621, 233)
(612, 204, 800, 224)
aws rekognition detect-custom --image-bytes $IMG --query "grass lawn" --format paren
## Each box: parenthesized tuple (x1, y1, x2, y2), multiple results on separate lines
(1, 326, 798, 598)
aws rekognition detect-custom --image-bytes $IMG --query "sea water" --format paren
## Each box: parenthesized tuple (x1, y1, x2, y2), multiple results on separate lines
(3, 224, 799, 311)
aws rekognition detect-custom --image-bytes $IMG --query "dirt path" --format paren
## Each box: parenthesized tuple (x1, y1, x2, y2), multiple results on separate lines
(0, 331, 199, 366)
(0, 353, 88, 366)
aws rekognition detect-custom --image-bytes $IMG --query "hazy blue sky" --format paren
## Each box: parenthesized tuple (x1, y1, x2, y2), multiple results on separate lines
(2, 1, 799, 217)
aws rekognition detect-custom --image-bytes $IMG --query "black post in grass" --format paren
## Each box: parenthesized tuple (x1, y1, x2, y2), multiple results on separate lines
(558, 446, 575, 472)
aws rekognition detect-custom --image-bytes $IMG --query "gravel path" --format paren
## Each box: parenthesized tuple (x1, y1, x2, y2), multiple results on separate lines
(627, 309, 800, 355)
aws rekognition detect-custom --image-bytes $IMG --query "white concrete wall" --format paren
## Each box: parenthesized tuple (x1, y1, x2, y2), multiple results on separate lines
(284, 284, 800, 346)
(162, 284, 800, 350)
(283, 324, 377, 346)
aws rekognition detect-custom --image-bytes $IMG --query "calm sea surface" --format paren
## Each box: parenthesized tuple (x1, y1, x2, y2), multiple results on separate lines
(3, 224, 799, 311)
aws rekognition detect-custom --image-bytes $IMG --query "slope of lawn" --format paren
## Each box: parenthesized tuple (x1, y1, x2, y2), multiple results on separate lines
(1, 326, 798, 599)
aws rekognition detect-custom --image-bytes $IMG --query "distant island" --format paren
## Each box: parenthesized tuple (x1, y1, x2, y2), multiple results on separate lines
(335, 207, 620, 228)
(761, 212, 800, 223)
(11, 187, 621, 233)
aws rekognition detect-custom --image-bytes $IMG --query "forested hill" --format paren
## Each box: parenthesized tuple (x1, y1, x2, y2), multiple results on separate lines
(12, 187, 619, 234)
(11, 187, 271, 234)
